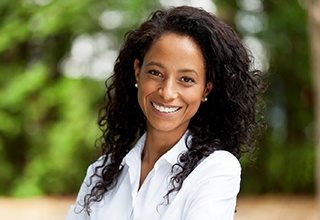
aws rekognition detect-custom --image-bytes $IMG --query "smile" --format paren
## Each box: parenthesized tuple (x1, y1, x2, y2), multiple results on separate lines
(151, 102, 180, 113)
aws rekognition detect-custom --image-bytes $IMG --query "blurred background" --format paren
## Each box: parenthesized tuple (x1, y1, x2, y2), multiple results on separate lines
(0, 0, 319, 219)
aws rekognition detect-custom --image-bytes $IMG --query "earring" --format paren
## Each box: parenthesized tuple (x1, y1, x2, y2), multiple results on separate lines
(135, 83, 138, 88)
(204, 97, 208, 102)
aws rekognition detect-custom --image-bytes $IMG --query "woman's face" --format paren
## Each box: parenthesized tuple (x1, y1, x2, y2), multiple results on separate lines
(134, 33, 213, 135)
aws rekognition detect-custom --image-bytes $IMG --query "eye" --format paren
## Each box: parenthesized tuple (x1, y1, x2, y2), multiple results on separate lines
(148, 70, 162, 77)
(181, 77, 195, 84)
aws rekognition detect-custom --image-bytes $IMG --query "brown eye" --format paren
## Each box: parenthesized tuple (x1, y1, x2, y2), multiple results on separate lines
(148, 70, 162, 77)
(181, 77, 195, 83)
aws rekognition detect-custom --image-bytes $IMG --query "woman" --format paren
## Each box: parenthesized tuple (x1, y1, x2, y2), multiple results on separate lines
(66, 5, 264, 220)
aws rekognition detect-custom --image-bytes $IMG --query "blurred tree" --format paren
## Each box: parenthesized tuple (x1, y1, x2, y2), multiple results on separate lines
(0, 0, 161, 196)
(307, 0, 320, 213)
(215, 0, 315, 194)
(254, 0, 314, 194)
(0, 0, 103, 195)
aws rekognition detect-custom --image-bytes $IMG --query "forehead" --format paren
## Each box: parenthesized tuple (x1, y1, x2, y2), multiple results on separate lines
(144, 33, 205, 66)
(151, 32, 201, 52)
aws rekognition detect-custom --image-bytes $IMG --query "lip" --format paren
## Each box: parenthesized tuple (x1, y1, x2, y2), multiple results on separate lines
(150, 101, 181, 114)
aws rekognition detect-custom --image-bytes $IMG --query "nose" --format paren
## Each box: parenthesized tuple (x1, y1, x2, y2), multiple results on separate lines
(158, 78, 178, 101)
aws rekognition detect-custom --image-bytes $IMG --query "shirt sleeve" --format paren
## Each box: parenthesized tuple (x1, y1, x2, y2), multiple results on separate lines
(183, 151, 241, 220)
(65, 156, 106, 220)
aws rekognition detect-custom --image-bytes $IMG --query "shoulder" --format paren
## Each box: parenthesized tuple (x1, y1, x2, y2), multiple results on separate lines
(91, 155, 108, 169)
(83, 155, 109, 184)
(201, 150, 241, 172)
(186, 150, 241, 184)
(182, 150, 241, 201)
(66, 155, 109, 217)
(165, 150, 241, 219)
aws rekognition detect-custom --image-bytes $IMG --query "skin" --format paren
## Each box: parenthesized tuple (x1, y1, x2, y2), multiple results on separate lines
(134, 33, 213, 188)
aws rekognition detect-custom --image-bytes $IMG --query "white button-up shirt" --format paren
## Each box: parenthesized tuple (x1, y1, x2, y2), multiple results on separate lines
(66, 132, 241, 220)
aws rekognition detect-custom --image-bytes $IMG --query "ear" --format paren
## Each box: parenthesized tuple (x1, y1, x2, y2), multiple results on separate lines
(202, 82, 214, 102)
(134, 59, 140, 83)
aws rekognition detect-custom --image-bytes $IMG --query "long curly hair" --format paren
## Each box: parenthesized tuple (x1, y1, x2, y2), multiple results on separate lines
(83, 6, 265, 213)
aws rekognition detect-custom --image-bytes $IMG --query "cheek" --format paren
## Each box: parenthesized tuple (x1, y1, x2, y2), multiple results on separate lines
(184, 89, 204, 104)
(183, 91, 203, 115)
(137, 84, 153, 109)
(137, 89, 144, 109)
(190, 98, 202, 112)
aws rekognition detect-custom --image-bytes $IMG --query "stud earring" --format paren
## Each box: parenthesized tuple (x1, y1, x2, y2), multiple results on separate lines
(204, 97, 208, 102)
(135, 83, 138, 88)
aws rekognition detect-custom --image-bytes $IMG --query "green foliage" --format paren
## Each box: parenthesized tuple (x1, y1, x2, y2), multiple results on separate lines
(0, 0, 163, 197)
(240, 139, 315, 194)
(0, 62, 103, 196)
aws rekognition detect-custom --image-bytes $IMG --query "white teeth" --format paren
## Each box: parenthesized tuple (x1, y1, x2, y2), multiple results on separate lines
(152, 102, 179, 113)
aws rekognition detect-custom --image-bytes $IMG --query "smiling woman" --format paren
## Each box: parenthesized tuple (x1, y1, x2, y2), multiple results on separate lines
(65, 5, 265, 220)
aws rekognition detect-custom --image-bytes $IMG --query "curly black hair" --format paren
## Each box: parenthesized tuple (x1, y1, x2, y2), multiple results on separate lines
(83, 5, 265, 213)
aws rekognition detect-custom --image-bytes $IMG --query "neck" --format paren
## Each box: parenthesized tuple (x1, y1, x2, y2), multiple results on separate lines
(138, 126, 187, 189)
(142, 127, 187, 165)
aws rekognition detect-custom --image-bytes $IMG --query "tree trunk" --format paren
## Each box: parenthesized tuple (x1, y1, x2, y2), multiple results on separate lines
(307, 0, 320, 217)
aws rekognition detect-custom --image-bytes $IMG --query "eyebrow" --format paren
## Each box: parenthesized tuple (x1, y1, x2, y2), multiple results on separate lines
(146, 61, 164, 68)
(146, 61, 199, 77)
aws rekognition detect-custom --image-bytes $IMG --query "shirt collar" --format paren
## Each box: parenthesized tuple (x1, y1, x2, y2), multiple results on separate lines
(122, 133, 146, 168)
(122, 131, 191, 168)
(155, 131, 190, 168)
